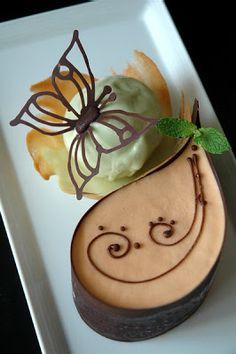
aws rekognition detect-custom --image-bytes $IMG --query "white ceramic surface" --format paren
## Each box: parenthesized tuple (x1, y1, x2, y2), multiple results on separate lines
(0, 0, 236, 353)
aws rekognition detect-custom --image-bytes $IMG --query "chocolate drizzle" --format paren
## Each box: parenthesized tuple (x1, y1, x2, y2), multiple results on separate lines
(88, 232, 131, 271)
(134, 242, 141, 249)
(191, 144, 198, 151)
(149, 153, 204, 247)
(108, 243, 121, 253)
(86, 152, 206, 283)
(149, 222, 174, 242)
(10, 30, 157, 200)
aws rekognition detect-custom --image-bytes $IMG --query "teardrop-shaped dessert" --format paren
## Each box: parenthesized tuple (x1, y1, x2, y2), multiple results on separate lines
(71, 118, 225, 341)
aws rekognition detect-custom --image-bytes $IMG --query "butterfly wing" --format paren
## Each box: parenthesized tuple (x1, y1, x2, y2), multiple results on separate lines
(68, 132, 101, 200)
(92, 109, 157, 153)
(10, 91, 75, 135)
(51, 30, 95, 113)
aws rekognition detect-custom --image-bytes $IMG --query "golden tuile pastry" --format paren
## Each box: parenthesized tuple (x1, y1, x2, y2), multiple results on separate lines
(26, 52, 190, 199)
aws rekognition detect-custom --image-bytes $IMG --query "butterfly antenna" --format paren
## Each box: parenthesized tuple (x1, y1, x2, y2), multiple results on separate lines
(95, 85, 117, 110)
(95, 85, 112, 104)
(99, 92, 117, 111)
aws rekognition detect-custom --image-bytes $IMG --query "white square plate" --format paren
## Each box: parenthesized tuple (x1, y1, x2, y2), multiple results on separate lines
(0, 0, 236, 353)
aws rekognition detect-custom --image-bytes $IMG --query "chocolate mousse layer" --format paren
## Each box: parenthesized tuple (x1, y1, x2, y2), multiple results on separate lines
(71, 259, 218, 341)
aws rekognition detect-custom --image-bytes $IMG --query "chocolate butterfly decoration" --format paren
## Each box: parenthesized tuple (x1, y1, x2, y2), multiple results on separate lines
(10, 30, 157, 199)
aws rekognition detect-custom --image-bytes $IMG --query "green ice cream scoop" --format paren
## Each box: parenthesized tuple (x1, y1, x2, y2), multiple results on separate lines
(64, 75, 162, 181)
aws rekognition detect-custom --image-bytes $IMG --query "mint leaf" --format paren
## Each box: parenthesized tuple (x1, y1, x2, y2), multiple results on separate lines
(156, 116, 231, 155)
(193, 128, 231, 154)
(157, 118, 197, 138)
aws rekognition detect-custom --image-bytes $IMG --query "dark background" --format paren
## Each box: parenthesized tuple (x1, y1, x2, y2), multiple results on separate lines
(0, 1, 235, 353)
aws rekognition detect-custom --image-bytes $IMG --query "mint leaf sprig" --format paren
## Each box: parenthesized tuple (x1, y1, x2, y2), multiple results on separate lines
(156, 118, 231, 154)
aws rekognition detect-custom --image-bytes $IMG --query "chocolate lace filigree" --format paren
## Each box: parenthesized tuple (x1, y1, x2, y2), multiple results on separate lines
(10, 30, 157, 199)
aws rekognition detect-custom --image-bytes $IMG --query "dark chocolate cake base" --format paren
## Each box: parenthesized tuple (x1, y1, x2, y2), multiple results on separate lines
(71, 260, 218, 342)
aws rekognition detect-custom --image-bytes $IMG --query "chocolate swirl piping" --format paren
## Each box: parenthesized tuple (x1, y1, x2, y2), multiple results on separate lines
(87, 153, 206, 283)
(87, 232, 131, 277)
